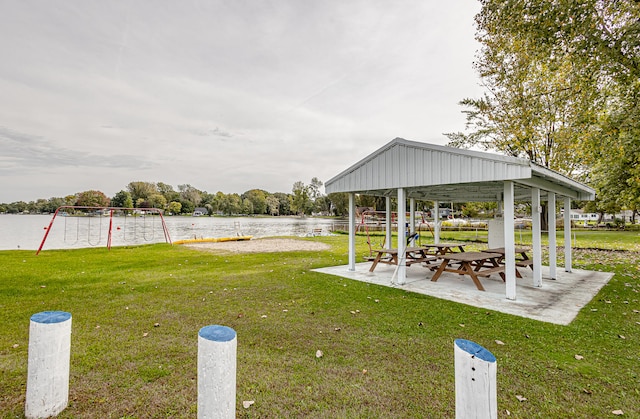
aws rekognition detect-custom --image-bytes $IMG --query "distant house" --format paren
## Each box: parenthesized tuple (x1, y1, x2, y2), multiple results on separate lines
(193, 207, 208, 217)
(569, 210, 600, 222)
(435, 207, 452, 218)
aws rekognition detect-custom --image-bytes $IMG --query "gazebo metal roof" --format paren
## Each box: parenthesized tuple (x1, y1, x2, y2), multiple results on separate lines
(325, 138, 595, 202)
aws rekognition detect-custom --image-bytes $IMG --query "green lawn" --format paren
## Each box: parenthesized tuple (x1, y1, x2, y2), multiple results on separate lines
(1, 235, 638, 418)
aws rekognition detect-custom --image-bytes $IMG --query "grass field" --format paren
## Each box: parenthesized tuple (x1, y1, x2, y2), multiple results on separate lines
(1, 233, 639, 418)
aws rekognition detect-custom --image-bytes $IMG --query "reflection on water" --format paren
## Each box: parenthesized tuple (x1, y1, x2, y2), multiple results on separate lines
(0, 214, 346, 251)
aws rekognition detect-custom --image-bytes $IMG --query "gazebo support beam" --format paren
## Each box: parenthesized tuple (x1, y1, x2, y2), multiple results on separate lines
(434, 201, 440, 244)
(548, 193, 557, 280)
(409, 198, 416, 246)
(348, 193, 356, 272)
(531, 188, 543, 287)
(396, 188, 407, 285)
(564, 196, 572, 273)
(503, 181, 517, 300)
(385, 197, 392, 249)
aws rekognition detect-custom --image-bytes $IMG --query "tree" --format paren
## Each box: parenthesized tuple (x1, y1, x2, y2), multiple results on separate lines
(291, 181, 311, 216)
(111, 190, 133, 208)
(242, 189, 268, 215)
(44, 197, 65, 213)
(273, 192, 292, 215)
(127, 181, 158, 206)
(266, 195, 280, 215)
(75, 190, 110, 207)
(6, 201, 28, 213)
(445, 1, 601, 176)
(447, 0, 640, 226)
(178, 184, 202, 208)
(313, 195, 332, 215)
(219, 193, 242, 215)
(241, 198, 253, 215)
(200, 192, 218, 214)
(179, 198, 195, 214)
(157, 182, 180, 202)
(147, 193, 167, 210)
(327, 193, 349, 216)
(167, 201, 182, 215)
(308, 177, 323, 201)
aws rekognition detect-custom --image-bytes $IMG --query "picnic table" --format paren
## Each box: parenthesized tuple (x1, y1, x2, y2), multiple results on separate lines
(482, 247, 534, 273)
(422, 243, 466, 255)
(368, 247, 439, 272)
(430, 251, 506, 291)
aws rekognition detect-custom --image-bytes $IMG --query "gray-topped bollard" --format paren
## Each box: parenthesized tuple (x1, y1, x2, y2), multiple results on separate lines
(198, 325, 237, 419)
(25, 311, 72, 419)
(454, 339, 497, 419)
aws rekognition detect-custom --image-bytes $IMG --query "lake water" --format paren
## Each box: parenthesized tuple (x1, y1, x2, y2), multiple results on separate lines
(0, 214, 345, 251)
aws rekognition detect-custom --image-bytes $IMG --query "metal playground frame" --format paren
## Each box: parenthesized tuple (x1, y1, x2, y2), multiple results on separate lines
(36, 206, 172, 254)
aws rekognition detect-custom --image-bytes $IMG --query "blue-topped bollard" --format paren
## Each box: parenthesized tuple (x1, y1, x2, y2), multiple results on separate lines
(454, 339, 497, 419)
(25, 311, 72, 419)
(198, 325, 237, 419)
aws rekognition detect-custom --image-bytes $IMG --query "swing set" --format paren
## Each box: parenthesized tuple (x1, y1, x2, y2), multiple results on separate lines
(36, 206, 172, 254)
(357, 210, 434, 258)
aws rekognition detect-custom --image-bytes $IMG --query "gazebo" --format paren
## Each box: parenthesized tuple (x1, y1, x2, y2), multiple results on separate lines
(324, 138, 595, 301)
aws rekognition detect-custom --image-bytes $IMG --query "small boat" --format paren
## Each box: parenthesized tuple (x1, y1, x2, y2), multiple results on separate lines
(173, 236, 253, 245)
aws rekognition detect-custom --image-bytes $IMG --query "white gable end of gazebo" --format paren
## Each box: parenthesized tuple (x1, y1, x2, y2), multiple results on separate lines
(326, 138, 595, 301)
(328, 138, 532, 192)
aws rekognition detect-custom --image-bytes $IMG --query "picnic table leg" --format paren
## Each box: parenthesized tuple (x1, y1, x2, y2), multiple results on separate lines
(369, 253, 382, 272)
(521, 253, 534, 270)
(462, 262, 486, 291)
(430, 260, 449, 282)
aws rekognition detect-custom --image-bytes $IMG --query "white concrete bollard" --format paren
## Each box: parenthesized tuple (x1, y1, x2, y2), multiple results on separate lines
(198, 325, 237, 419)
(454, 339, 497, 419)
(25, 311, 72, 419)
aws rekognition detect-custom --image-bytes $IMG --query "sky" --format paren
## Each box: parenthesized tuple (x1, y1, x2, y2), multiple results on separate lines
(0, 0, 485, 203)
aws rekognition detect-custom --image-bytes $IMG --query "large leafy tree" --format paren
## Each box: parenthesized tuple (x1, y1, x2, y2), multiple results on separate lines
(447, 0, 639, 193)
(127, 181, 158, 205)
(75, 190, 110, 207)
(446, 1, 604, 176)
(273, 192, 292, 215)
(157, 182, 180, 202)
(178, 184, 202, 208)
(291, 181, 311, 216)
(242, 189, 268, 215)
(111, 190, 133, 208)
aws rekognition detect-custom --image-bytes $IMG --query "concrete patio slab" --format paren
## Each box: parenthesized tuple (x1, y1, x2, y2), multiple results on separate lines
(313, 263, 614, 325)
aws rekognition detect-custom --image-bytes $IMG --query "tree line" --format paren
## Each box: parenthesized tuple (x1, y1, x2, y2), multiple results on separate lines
(0, 178, 358, 217)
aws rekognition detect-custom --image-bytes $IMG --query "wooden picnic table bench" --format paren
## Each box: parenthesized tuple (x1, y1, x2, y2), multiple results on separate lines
(421, 242, 467, 255)
(368, 247, 439, 272)
(482, 247, 533, 276)
(430, 251, 505, 291)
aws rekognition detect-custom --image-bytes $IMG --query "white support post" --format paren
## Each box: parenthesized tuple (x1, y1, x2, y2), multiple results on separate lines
(385, 196, 392, 249)
(548, 193, 557, 280)
(397, 188, 407, 285)
(25, 311, 72, 419)
(454, 339, 497, 419)
(348, 193, 356, 271)
(531, 188, 543, 287)
(434, 201, 440, 244)
(409, 198, 416, 245)
(198, 325, 237, 419)
(564, 196, 572, 273)
(503, 181, 516, 300)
